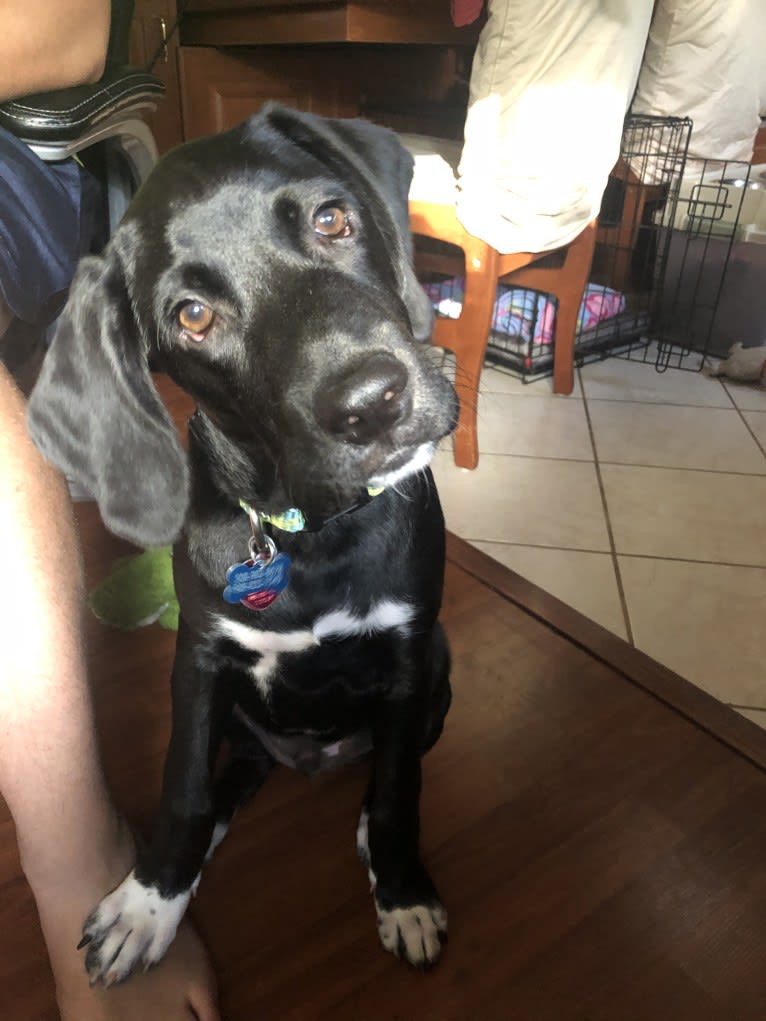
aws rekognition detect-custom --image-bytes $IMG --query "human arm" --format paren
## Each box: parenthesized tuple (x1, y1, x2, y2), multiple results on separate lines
(0, 363, 220, 1019)
(0, 0, 111, 103)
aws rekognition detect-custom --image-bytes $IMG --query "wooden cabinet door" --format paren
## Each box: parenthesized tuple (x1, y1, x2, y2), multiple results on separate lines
(180, 45, 358, 141)
(130, 0, 185, 152)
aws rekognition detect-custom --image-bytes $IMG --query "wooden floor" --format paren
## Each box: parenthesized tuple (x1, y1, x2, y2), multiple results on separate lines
(3, 503, 766, 1019)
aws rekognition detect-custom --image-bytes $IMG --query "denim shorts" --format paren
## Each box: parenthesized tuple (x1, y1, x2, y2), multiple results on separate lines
(0, 125, 96, 325)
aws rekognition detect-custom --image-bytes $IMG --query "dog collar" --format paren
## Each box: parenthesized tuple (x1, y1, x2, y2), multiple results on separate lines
(238, 486, 384, 534)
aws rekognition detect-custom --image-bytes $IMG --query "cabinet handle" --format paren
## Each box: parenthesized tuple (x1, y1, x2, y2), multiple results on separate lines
(159, 16, 169, 63)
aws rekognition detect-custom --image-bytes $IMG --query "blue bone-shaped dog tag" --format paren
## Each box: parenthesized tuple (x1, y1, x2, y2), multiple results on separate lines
(223, 553, 291, 611)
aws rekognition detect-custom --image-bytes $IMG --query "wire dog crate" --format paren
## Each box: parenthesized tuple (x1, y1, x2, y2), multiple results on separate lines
(649, 156, 764, 365)
(584, 114, 693, 371)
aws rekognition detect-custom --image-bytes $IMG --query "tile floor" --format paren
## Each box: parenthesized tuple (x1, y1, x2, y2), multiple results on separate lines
(431, 352, 766, 728)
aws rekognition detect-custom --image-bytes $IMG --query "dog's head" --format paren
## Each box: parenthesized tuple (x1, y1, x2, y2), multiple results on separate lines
(28, 105, 457, 547)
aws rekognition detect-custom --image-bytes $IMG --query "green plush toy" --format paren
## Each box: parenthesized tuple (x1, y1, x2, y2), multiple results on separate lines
(89, 547, 179, 630)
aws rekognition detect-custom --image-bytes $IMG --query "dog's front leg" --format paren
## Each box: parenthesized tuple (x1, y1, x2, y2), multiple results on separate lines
(81, 621, 231, 986)
(359, 681, 447, 969)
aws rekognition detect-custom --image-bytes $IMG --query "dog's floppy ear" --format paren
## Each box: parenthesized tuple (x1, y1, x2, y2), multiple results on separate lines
(27, 241, 189, 548)
(262, 105, 434, 342)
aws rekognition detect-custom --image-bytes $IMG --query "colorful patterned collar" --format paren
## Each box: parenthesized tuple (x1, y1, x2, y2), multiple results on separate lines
(239, 485, 384, 535)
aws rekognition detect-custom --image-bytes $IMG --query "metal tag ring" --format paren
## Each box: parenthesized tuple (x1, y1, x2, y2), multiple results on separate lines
(248, 532, 277, 564)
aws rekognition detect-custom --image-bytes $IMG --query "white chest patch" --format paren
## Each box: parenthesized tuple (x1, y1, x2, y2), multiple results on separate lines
(313, 599, 416, 640)
(212, 599, 416, 696)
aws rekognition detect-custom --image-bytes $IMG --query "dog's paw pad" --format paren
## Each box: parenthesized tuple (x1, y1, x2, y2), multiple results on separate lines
(375, 901, 447, 968)
(80, 870, 191, 986)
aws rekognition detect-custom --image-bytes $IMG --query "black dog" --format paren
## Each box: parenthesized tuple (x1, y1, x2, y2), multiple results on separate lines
(28, 104, 458, 985)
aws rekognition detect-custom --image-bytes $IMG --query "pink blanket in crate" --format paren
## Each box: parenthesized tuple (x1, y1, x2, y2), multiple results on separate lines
(421, 279, 625, 347)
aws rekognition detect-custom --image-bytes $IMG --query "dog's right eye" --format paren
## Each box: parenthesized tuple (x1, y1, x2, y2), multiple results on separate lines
(177, 301, 215, 341)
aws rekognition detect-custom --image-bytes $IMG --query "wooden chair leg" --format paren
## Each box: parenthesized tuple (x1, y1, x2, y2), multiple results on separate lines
(552, 222, 597, 395)
(451, 344, 485, 470)
(435, 241, 499, 470)
(502, 222, 597, 397)
(552, 302, 577, 395)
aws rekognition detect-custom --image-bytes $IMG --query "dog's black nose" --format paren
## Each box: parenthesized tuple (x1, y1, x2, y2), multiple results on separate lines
(316, 352, 411, 444)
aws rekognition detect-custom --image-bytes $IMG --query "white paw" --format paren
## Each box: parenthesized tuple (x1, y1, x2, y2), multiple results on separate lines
(375, 901, 447, 968)
(80, 870, 193, 986)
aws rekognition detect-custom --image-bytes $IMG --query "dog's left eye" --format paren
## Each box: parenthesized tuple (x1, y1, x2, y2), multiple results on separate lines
(313, 205, 350, 238)
(177, 301, 215, 340)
